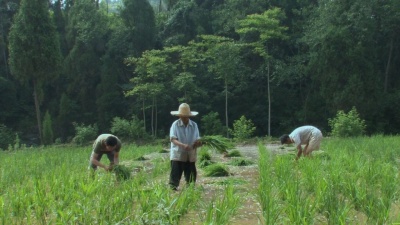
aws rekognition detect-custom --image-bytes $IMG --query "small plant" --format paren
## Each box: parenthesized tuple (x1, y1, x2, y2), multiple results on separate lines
(328, 107, 366, 137)
(229, 115, 256, 141)
(203, 164, 230, 177)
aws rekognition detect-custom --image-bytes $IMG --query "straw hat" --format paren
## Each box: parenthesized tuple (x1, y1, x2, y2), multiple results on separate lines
(170, 103, 198, 117)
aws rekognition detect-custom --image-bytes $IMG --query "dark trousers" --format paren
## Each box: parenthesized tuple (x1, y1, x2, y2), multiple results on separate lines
(169, 160, 197, 189)
(89, 151, 114, 170)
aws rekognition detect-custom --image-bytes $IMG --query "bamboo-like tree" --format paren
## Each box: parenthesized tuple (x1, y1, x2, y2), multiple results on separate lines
(8, 0, 61, 144)
(194, 35, 245, 137)
(125, 50, 172, 137)
(236, 8, 287, 137)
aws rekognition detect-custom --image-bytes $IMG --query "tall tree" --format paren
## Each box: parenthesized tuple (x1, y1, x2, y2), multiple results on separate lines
(236, 8, 288, 137)
(125, 49, 173, 137)
(121, 0, 156, 57)
(8, 0, 61, 144)
(195, 35, 245, 137)
(63, 0, 108, 124)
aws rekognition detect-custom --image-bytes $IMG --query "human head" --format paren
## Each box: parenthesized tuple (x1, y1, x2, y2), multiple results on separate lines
(105, 136, 118, 147)
(280, 134, 290, 144)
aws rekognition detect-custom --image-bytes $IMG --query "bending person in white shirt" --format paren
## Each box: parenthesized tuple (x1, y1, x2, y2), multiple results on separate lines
(280, 125, 323, 160)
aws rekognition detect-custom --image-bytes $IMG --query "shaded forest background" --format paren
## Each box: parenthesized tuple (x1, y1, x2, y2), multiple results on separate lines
(0, 0, 399, 146)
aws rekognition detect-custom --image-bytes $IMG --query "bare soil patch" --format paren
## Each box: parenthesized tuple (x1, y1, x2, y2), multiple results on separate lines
(177, 143, 288, 225)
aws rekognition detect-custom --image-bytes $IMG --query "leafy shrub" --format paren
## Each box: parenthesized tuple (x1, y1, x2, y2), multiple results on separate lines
(110, 115, 147, 141)
(0, 124, 14, 150)
(328, 107, 366, 137)
(201, 111, 225, 135)
(72, 123, 98, 145)
(229, 115, 256, 141)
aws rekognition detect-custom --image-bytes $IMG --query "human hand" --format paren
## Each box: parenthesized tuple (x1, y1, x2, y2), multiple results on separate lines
(104, 165, 112, 172)
(183, 144, 192, 151)
(193, 140, 202, 148)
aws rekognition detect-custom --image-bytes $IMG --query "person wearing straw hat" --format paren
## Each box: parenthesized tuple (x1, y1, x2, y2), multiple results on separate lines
(280, 125, 323, 160)
(169, 103, 202, 191)
(88, 134, 122, 171)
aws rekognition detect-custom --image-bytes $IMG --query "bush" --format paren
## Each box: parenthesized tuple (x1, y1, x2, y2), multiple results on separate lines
(110, 115, 147, 141)
(328, 107, 366, 137)
(72, 123, 98, 145)
(0, 124, 15, 150)
(201, 111, 225, 135)
(229, 115, 256, 141)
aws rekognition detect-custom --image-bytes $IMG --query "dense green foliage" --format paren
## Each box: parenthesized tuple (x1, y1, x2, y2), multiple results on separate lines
(1, 0, 400, 146)
(328, 107, 366, 137)
(229, 115, 256, 140)
(71, 122, 98, 145)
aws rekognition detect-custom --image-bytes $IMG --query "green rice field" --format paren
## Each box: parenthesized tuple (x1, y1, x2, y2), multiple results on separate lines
(1, 135, 400, 224)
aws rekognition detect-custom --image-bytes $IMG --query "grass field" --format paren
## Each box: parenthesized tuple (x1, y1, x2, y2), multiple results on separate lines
(1, 135, 400, 224)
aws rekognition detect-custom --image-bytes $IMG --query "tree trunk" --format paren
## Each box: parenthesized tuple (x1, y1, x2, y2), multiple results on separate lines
(384, 37, 394, 93)
(155, 98, 158, 138)
(267, 59, 271, 137)
(151, 97, 154, 136)
(33, 80, 43, 145)
(142, 99, 146, 132)
(225, 79, 229, 138)
(0, 23, 8, 78)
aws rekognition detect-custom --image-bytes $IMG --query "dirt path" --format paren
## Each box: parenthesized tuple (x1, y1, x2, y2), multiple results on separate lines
(177, 143, 286, 225)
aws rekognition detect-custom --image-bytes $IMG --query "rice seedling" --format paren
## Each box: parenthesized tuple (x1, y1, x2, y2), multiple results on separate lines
(257, 142, 281, 224)
(202, 183, 241, 225)
(225, 149, 242, 157)
(1, 135, 400, 224)
(112, 164, 132, 181)
(198, 135, 233, 153)
(228, 157, 254, 166)
(203, 163, 230, 177)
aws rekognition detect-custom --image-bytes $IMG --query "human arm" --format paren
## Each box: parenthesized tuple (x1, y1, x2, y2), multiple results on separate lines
(171, 138, 193, 151)
(295, 145, 303, 160)
(113, 152, 120, 165)
(90, 153, 111, 170)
